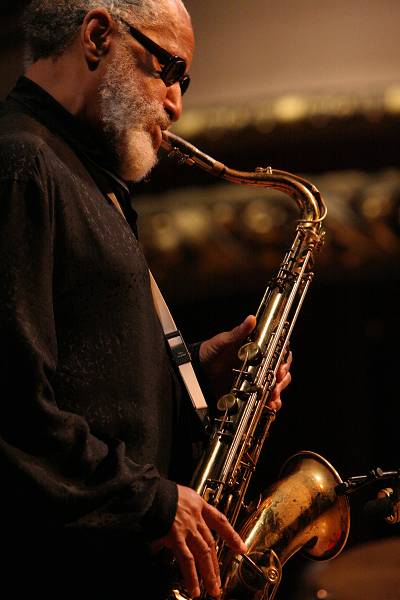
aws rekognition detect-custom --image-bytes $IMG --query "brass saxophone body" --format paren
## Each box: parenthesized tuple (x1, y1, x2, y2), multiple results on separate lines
(161, 131, 350, 600)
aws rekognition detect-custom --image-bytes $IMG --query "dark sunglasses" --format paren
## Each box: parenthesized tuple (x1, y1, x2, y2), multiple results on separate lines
(120, 20, 191, 95)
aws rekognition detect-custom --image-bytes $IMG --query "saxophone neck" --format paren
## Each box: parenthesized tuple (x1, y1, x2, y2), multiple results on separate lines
(161, 130, 327, 225)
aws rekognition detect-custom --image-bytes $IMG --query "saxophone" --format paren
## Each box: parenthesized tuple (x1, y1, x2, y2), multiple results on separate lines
(161, 131, 350, 600)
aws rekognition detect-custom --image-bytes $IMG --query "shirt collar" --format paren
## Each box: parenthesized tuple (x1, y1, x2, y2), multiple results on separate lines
(7, 75, 130, 195)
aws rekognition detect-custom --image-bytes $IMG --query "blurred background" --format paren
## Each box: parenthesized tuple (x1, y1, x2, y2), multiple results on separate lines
(1, 1, 399, 598)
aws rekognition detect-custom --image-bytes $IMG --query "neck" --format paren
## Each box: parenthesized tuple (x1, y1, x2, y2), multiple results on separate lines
(25, 52, 96, 123)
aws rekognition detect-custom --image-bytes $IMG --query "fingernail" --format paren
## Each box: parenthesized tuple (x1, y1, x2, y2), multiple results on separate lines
(212, 585, 222, 598)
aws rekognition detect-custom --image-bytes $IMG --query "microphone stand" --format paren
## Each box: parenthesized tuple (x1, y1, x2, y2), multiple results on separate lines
(335, 467, 400, 524)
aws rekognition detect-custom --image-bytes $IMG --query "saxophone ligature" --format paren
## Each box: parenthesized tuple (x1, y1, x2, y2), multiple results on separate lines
(161, 131, 350, 600)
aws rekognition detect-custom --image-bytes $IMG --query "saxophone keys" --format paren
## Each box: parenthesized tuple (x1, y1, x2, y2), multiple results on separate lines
(238, 341, 261, 364)
(217, 393, 238, 413)
(232, 368, 254, 382)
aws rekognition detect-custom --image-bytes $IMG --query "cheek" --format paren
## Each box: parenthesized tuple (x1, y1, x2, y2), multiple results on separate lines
(144, 77, 168, 107)
(134, 54, 166, 100)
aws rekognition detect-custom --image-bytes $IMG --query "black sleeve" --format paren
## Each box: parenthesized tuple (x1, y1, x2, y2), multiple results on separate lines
(0, 156, 177, 540)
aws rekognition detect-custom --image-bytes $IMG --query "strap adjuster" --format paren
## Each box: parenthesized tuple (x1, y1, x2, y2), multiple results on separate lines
(166, 330, 191, 366)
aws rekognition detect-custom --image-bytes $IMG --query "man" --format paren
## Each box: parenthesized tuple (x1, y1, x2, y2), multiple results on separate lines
(0, 1, 292, 597)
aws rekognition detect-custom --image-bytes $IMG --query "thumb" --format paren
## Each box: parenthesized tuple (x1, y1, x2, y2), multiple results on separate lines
(229, 315, 256, 343)
(199, 315, 257, 365)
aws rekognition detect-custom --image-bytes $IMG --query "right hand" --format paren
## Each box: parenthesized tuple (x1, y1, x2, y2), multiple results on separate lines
(155, 484, 247, 598)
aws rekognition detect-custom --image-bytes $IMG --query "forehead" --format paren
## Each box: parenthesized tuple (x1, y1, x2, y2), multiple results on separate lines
(130, 1, 195, 65)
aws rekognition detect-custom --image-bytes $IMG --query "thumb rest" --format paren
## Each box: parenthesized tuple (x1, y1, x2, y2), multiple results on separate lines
(161, 131, 350, 600)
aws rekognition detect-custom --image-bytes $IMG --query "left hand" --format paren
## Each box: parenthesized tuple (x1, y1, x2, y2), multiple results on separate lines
(199, 315, 292, 409)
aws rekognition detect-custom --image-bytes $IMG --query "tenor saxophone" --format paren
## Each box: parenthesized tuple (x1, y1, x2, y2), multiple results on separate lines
(161, 131, 350, 600)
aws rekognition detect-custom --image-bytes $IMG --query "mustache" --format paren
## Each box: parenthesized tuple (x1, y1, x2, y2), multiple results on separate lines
(159, 112, 172, 131)
(126, 107, 171, 137)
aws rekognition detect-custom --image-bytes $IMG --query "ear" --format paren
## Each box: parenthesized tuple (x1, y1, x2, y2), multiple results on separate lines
(81, 8, 115, 69)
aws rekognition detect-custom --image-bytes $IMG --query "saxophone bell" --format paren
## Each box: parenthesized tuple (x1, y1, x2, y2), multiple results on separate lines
(223, 452, 350, 600)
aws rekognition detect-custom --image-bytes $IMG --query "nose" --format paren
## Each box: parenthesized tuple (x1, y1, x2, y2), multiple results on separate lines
(163, 83, 183, 123)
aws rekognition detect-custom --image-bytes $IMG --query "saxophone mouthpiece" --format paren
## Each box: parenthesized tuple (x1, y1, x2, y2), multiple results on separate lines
(161, 130, 226, 176)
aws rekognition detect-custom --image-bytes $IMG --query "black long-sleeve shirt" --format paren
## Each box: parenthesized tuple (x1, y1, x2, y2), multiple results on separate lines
(0, 76, 202, 595)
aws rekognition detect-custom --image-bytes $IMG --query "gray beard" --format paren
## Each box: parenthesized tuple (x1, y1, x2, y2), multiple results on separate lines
(98, 52, 169, 182)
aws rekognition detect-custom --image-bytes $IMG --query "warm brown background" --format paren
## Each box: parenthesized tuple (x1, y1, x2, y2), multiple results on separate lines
(184, 0, 400, 108)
